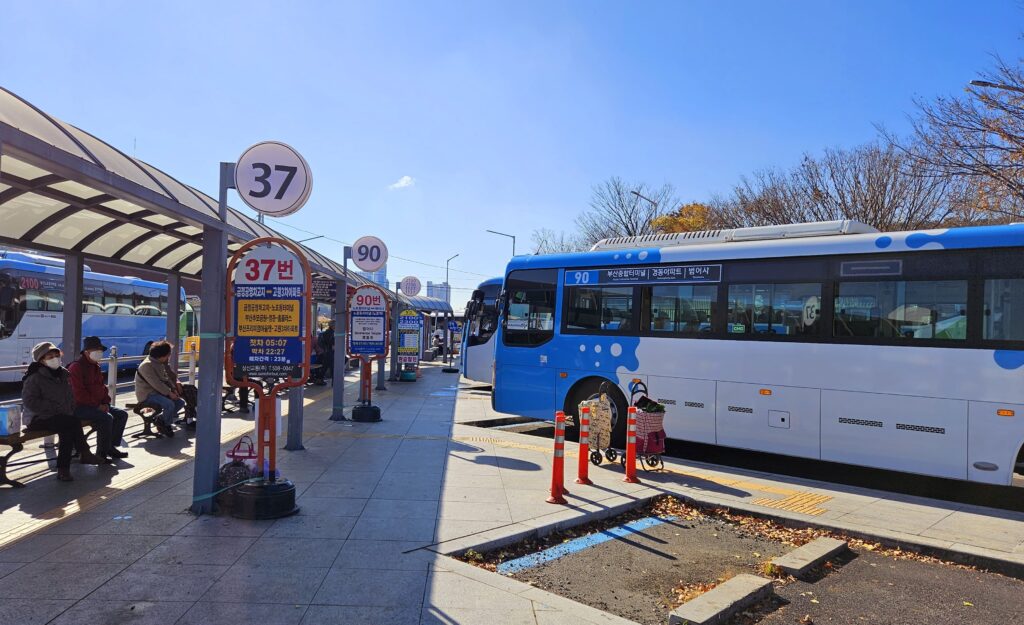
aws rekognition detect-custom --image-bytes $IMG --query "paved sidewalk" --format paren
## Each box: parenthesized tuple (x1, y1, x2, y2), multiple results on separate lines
(450, 382, 1024, 572)
(0, 363, 1022, 625)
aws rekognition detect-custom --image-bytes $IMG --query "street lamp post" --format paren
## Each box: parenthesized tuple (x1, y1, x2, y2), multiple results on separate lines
(969, 80, 1024, 95)
(443, 253, 459, 373)
(485, 229, 516, 256)
(630, 189, 659, 210)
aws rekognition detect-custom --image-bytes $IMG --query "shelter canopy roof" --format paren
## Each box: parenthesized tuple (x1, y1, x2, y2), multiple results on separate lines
(0, 86, 372, 288)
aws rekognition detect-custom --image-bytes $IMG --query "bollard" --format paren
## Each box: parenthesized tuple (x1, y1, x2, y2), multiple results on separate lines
(575, 406, 593, 485)
(547, 410, 569, 504)
(106, 346, 118, 406)
(187, 347, 197, 386)
(623, 406, 640, 483)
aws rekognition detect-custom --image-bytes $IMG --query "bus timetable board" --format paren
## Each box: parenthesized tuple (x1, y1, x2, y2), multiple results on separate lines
(232, 246, 306, 379)
(397, 309, 422, 365)
(348, 285, 389, 357)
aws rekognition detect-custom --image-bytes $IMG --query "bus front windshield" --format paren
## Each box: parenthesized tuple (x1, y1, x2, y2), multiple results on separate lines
(0, 272, 16, 338)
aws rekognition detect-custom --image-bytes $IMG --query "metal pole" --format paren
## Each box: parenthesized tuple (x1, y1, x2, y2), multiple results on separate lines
(375, 354, 386, 391)
(61, 254, 84, 366)
(187, 347, 197, 386)
(445, 312, 452, 367)
(191, 162, 232, 516)
(106, 346, 118, 406)
(166, 273, 181, 372)
(285, 384, 304, 450)
(389, 282, 401, 381)
(330, 247, 350, 420)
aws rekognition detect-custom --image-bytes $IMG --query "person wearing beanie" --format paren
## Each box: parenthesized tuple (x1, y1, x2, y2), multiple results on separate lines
(68, 336, 129, 461)
(134, 341, 185, 437)
(21, 342, 107, 481)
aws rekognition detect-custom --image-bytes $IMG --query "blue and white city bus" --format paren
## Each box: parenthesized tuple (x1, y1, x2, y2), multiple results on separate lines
(461, 277, 502, 384)
(0, 251, 186, 382)
(492, 220, 1024, 486)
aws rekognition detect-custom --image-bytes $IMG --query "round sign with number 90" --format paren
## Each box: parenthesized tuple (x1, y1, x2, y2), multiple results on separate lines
(351, 235, 388, 272)
(234, 141, 312, 217)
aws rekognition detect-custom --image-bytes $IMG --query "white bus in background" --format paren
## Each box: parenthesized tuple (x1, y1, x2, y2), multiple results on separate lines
(491, 220, 1024, 487)
(461, 277, 502, 385)
(0, 251, 186, 383)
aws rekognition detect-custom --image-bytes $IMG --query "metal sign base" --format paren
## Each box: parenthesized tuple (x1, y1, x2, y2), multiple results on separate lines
(230, 479, 299, 520)
(352, 405, 382, 422)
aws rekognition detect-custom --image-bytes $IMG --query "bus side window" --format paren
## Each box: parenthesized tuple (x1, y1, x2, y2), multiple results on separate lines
(984, 278, 1024, 342)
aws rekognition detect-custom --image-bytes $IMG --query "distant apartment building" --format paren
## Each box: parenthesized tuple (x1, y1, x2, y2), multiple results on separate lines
(426, 281, 451, 303)
(357, 265, 389, 288)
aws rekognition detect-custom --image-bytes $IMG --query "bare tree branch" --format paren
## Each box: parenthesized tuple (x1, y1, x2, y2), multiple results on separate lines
(576, 177, 676, 245)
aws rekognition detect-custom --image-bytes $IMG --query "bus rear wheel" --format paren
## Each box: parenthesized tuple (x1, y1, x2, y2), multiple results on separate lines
(566, 377, 628, 449)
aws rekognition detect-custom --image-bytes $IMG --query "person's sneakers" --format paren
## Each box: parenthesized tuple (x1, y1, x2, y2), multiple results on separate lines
(186, 421, 197, 431)
(154, 420, 175, 438)
(106, 449, 129, 459)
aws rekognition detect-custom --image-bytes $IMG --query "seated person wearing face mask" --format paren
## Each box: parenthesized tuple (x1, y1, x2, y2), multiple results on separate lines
(22, 342, 107, 481)
(68, 336, 129, 460)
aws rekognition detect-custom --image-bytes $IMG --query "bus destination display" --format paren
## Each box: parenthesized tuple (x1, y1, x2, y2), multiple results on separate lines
(565, 264, 722, 286)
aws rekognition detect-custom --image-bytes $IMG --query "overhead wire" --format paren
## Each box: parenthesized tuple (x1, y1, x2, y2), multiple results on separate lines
(267, 217, 494, 279)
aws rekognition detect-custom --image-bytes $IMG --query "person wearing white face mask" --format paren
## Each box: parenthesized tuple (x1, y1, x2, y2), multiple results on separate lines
(22, 342, 106, 481)
(69, 336, 129, 461)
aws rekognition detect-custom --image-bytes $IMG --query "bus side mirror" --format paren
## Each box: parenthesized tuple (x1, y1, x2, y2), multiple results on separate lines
(471, 289, 485, 305)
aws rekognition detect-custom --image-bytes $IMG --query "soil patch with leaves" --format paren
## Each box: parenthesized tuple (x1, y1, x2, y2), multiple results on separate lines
(729, 548, 1024, 625)
(455, 496, 1023, 625)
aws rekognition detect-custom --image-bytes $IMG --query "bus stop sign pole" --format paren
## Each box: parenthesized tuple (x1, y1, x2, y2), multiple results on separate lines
(224, 237, 313, 519)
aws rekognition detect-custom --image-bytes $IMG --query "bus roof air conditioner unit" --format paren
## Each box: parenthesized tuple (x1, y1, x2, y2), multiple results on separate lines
(590, 220, 879, 251)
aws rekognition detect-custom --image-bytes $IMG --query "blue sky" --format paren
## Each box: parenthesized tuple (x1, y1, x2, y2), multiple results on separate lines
(1, 1, 1021, 302)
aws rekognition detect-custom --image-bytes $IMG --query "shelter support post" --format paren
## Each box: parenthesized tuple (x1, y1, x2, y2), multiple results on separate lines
(330, 251, 349, 421)
(166, 273, 181, 372)
(389, 283, 401, 381)
(444, 313, 450, 362)
(191, 162, 232, 515)
(61, 254, 84, 365)
(286, 385, 304, 451)
(376, 357, 386, 391)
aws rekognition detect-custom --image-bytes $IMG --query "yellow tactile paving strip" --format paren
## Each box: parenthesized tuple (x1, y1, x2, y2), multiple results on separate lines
(0, 424, 255, 550)
(751, 492, 832, 516)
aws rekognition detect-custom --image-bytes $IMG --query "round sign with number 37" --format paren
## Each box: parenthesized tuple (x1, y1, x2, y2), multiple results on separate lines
(235, 141, 312, 218)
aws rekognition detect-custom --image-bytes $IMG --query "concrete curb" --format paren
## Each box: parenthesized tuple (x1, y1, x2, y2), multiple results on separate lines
(771, 536, 848, 578)
(433, 556, 645, 625)
(664, 491, 1024, 579)
(668, 574, 773, 625)
(435, 489, 663, 556)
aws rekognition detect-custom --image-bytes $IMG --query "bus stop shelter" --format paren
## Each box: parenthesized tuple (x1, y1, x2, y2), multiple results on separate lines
(0, 86, 378, 512)
(387, 293, 454, 380)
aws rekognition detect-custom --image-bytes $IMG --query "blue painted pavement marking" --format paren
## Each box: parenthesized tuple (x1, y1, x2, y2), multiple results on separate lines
(496, 515, 676, 575)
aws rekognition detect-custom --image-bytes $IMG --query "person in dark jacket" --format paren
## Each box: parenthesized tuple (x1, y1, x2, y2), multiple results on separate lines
(68, 336, 129, 460)
(22, 342, 105, 481)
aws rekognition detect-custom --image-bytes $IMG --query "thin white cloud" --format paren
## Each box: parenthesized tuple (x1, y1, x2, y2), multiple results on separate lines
(389, 175, 415, 190)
